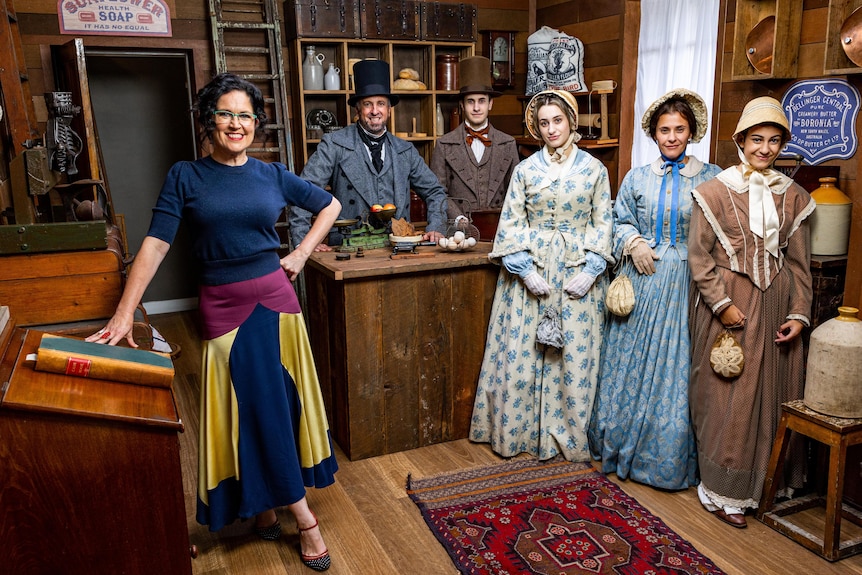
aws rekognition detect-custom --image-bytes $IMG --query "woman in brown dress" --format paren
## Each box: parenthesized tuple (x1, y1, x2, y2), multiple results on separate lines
(688, 96, 815, 529)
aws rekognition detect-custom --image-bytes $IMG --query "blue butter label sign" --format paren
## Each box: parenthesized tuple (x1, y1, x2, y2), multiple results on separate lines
(781, 79, 859, 164)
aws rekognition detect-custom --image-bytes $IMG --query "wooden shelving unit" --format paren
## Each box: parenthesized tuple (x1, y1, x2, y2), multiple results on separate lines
(824, 0, 862, 75)
(731, 0, 803, 80)
(290, 38, 474, 171)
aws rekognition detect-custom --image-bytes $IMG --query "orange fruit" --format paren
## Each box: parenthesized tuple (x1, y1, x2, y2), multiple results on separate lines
(383, 203, 396, 210)
(370, 204, 383, 212)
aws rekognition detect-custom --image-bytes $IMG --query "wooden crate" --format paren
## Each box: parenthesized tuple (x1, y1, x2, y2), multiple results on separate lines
(421, 2, 477, 42)
(0, 250, 123, 326)
(360, 0, 420, 40)
(286, 0, 360, 39)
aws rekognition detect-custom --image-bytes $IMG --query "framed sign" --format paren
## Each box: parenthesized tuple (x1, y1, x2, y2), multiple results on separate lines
(58, 0, 172, 37)
(483, 30, 515, 90)
(781, 79, 859, 164)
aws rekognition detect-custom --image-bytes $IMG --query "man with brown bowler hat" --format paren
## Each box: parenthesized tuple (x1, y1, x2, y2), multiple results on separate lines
(291, 59, 446, 250)
(430, 56, 520, 221)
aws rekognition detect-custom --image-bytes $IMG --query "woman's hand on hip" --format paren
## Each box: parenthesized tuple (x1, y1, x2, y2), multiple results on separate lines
(280, 252, 307, 282)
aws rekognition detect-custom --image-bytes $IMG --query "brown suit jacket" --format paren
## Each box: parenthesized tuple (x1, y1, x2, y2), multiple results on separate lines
(430, 123, 520, 219)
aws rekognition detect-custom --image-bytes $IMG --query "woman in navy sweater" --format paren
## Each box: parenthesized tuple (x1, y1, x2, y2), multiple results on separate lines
(88, 73, 341, 571)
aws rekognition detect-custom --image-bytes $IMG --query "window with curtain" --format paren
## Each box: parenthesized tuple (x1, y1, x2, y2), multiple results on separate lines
(632, 0, 721, 169)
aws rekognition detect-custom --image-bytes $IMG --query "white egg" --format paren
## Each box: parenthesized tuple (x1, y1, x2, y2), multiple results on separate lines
(449, 242, 460, 251)
(453, 230, 466, 243)
(439, 237, 449, 248)
(465, 236, 477, 247)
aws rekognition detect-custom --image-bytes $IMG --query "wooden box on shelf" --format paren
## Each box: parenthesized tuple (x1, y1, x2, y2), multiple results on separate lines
(359, 0, 421, 40)
(286, 0, 360, 39)
(290, 38, 474, 170)
(421, 2, 477, 42)
(731, 0, 803, 80)
(825, 0, 862, 74)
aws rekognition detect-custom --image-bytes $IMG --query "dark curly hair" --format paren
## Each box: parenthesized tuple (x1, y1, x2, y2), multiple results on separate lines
(194, 73, 267, 143)
(647, 97, 697, 141)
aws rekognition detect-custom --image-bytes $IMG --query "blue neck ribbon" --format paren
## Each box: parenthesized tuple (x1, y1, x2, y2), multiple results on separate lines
(655, 151, 686, 246)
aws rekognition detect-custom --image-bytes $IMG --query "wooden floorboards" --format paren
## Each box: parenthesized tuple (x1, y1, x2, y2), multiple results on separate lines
(152, 311, 862, 575)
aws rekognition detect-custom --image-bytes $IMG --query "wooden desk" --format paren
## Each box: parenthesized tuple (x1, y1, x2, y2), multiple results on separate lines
(0, 327, 191, 574)
(304, 243, 498, 460)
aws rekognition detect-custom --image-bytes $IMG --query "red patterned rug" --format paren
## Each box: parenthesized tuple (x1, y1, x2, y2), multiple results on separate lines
(407, 458, 725, 575)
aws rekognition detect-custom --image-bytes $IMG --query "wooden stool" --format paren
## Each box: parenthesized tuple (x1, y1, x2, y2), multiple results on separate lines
(757, 399, 862, 561)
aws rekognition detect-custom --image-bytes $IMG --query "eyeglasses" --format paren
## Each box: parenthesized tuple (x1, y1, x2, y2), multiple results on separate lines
(213, 110, 257, 126)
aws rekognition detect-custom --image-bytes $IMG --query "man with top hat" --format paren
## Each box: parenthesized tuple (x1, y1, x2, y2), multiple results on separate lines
(430, 56, 520, 220)
(290, 59, 446, 250)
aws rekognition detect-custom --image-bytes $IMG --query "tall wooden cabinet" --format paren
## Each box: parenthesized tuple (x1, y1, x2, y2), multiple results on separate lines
(290, 38, 474, 171)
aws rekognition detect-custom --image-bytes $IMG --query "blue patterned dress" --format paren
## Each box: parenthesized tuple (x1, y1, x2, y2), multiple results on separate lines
(469, 146, 614, 461)
(587, 156, 720, 489)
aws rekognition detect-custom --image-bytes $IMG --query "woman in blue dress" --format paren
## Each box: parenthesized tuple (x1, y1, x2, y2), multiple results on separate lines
(88, 74, 340, 571)
(470, 90, 614, 461)
(588, 89, 720, 489)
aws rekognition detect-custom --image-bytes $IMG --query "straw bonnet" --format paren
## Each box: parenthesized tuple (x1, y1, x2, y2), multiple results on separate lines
(732, 96, 789, 144)
(641, 88, 709, 143)
(349, 59, 399, 106)
(458, 56, 502, 97)
(524, 89, 579, 140)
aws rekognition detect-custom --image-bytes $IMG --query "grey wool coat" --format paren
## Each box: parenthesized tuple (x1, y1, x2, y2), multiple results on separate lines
(290, 124, 447, 246)
(430, 123, 520, 219)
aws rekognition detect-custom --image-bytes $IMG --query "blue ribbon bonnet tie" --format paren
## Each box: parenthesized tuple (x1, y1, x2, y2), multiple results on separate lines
(654, 150, 686, 246)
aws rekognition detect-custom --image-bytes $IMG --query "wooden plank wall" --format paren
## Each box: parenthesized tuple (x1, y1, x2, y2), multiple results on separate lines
(15, 0, 210, 139)
(714, 0, 862, 311)
(473, 0, 531, 138)
(536, 0, 626, 192)
(14, 0, 528, 158)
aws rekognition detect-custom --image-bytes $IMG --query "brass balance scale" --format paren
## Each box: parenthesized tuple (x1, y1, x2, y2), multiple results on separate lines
(332, 207, 397, 252)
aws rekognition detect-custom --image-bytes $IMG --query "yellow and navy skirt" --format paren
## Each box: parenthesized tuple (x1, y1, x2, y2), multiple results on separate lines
(195, 269, 337, 531)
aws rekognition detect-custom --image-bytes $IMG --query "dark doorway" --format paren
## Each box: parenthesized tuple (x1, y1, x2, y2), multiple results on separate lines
(85, 50, 197, 312)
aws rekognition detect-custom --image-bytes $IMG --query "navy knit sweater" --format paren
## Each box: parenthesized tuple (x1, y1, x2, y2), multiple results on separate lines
(147, 155, 332, 286)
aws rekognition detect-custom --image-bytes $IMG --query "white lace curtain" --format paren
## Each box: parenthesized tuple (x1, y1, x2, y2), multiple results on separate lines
(631, 0, 721, 169)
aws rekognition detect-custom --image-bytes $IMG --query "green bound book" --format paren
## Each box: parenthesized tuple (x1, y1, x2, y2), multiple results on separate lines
(34, 333, 175, 388)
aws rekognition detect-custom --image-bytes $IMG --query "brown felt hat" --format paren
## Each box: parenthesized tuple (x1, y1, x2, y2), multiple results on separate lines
(458, 56, 502, 97)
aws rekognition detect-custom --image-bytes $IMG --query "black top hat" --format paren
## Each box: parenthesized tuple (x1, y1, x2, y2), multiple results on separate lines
(459, 56, 502, 98)
(348, 60, 399, 107)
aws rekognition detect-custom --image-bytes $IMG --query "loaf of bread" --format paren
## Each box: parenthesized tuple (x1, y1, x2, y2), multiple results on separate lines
(398, 67, 420, 80)
(393, 78, 427, 90)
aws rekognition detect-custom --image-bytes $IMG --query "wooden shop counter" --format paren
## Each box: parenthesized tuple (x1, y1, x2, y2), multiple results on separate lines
(304, 242, 498, 460)
(0, 325, 192, 575)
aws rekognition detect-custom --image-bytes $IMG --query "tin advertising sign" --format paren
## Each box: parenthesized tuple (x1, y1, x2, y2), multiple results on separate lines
(58, 0, 172, 37)
(781, 79, 859, 164)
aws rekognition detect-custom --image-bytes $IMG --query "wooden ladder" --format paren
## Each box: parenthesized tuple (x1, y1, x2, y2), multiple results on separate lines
(0, 0, 39, 155)
(208, 0, 294, 171)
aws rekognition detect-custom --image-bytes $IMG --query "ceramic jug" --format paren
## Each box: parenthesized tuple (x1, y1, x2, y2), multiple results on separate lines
(324, 63, 341, 90)
(809, 176, 852, 256)
(804, 306, 862, 418)
(436, 104, 444, 136)
(302, 46, 325, 90)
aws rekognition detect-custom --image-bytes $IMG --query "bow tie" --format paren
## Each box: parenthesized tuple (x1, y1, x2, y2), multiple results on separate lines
(465, 126, 492, 147)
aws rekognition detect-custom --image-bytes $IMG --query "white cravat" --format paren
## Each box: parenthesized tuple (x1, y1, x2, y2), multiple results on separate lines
(737, 148, 783, 258)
